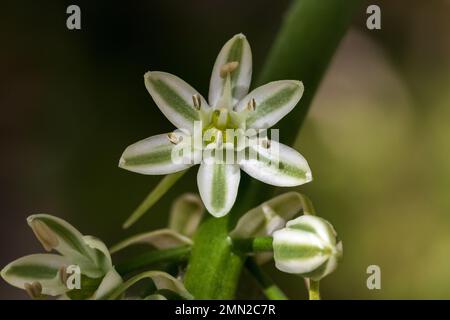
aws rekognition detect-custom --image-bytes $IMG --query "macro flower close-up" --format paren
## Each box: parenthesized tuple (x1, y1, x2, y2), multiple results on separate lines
(2, 0, 450, 313)
(119, 34, 311, 217)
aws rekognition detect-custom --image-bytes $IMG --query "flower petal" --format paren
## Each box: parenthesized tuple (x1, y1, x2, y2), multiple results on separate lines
(236, 80, 304, 129)
(27, 214, 104, 278)
(144, 71, 206, 132)
(119, 133, 200, 175)
(109, 229, 192, 254)
(168, 193, 204, 237)
(106, 271, 193, 300)
(82, 236, 113, 273)
(197, 161, 240, 217)
(144, 294, 167, 300)
(230, 192, 308, 238)
(209, 34, 252, 108)
(240, 140, 312, 187)
(1, 254, 70, 296)
(92, 268, 123, 300)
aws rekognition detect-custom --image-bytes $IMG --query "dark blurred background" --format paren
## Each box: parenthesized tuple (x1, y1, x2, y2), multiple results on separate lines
(1, 0, 449, 299)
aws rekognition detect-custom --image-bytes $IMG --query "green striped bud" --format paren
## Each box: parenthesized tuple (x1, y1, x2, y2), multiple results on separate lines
(272, 215, 342, 281)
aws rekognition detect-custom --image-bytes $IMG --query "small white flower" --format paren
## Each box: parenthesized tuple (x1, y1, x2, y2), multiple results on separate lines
(119, 34, 312, 217)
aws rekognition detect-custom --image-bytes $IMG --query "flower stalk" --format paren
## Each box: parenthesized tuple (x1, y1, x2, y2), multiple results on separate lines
(309, 280, 320, 300)
(245, 258, 287, 300)
(232, 236, 273, 253)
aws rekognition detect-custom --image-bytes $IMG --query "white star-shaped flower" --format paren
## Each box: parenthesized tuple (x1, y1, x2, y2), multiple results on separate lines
(119, 34, 312, 217)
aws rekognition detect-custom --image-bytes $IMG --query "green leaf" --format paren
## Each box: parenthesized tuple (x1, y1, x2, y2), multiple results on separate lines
(168, 193, 204, 237)
(209, 34, 252, 108)
(110, 229, 192, 254)
(236, 80, 304, 129)
(1, 254, 69, 296)
(114, 246, 191, 276)
(105, 271, 193, 300)
(144, 71, 205, 133)
(122, 170, 188, 229)
(240, 140, 312, 187)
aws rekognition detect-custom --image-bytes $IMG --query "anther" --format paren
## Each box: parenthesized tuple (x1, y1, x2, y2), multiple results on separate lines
(247, 98, 256, 111)
(167, 132, 180, 144)
(59, 266, 68, 285)
(30, 220, 59, 252)
(24, 281, 42, 299)
(192, 94, 201, 110)
(261, 138, 271, 149)
(220, 61, 239, 78)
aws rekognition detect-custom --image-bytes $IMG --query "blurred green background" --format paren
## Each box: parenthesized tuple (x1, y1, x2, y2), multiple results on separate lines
(1, 0, 450, 299)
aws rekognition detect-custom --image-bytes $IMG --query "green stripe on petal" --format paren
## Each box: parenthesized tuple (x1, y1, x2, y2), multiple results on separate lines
(1, 254, 69, 296)
(274, 244, 329, 260)
(144, 72, 204, 132)
(209, 34, 252, 108)
(236, 80, 304, 129)
(197, 161, 240, 218)
(119, 133, 199, 175)
(240, 140, 312, 187)
(286, 215, 337, 246)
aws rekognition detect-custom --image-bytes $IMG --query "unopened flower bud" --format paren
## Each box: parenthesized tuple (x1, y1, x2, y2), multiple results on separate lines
(272, 215, 342, 280)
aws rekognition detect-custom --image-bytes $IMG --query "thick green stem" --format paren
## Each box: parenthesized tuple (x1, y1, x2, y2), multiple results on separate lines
(245, 258, 288, 300)
(115, 245, 190, 276)
(184, 0, 363, 299)
(309, 280, 320, 300)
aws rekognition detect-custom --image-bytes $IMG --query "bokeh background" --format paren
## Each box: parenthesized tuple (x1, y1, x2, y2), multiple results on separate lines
(1, 0, 450, 299)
